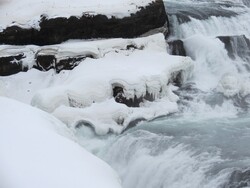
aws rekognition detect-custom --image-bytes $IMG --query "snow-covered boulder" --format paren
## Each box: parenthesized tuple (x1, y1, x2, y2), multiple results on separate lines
(0, 0, 168, 45)
(0, 97, 121, 188)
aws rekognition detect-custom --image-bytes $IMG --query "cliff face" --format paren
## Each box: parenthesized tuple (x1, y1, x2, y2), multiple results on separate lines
(0, 0, 168, 45)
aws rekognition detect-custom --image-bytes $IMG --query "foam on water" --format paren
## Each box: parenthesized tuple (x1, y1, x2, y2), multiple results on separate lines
(79, 114, 250, 188)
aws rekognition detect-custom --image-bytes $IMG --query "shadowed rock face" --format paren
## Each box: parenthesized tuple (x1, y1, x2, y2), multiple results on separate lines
(0, 0, 168, 45)
(0, 54, 27, 76)
(168, 40, 186, 56)
(35, 53, 92, 73)
(113, 86, 154, 108)
(218, 35, 250, 71)
(218, 35, 250, 60)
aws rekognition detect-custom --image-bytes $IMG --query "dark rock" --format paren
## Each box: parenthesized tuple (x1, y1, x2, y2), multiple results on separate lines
(0, 0, 168, 45)
(169, 71, 184, 87)
(35, 54, 56, 71)
(56, 56, 88, 73)
(35, 48, 95, 72)
(0, 26, 39, 45)
(224, 169, 250, 188)
(0, 53, 26, 76)
(232, 94, 250, 110)
(122, 118, 146, 133)
(168, 40, 186, 56)
(218, 35, 250, 63)
(218, 36, 236, 60)
(113, 86, 154, 107)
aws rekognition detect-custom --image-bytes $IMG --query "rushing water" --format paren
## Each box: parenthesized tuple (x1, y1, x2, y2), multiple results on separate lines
(76, 1, 250, 187)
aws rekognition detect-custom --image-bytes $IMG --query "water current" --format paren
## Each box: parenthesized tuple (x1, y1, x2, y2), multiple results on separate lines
(77, 1, 250, 187)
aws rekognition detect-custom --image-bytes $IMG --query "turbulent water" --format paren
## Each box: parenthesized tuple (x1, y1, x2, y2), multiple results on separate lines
(76, 1, 250, 188)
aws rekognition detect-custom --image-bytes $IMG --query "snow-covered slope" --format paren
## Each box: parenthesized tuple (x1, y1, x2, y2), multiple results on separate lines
(0, 0, 155, 31)
(0, 97, 121, 188)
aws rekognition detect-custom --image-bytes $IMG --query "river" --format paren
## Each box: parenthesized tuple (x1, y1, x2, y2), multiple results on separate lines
(76, 1, 250, 187)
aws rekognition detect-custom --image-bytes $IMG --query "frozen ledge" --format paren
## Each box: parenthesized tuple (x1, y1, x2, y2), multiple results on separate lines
(28, 34, 193, 135)
(0, 34, 194, 135)
(0, 0, 168, 45)
(0, 33, 161, 76)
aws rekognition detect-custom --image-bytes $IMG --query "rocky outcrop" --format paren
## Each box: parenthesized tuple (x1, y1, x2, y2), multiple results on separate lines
(0, 0, 168, 45)
(0, 48, 97, 76)
(218, 35, 250, 61)
(168, 40, 186, 56)
(113, 86, 154, 107)
(0, 54, 27, 76)
(218, 35, 250, 71)
(0, 0, 168, 76)
(34, 50, 94, 73)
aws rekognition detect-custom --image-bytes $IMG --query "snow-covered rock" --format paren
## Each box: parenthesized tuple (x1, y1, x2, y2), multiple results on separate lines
(0, 0, 167, 45)
(0, 97, 121, 188)
(0, 33, 161, 76)
(0, 34, 193, 134)
(31, 34, 193, 134)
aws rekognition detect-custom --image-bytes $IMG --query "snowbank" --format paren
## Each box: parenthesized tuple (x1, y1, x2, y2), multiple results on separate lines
(0, 97, 121, 188)
(0, 0, 155, 31)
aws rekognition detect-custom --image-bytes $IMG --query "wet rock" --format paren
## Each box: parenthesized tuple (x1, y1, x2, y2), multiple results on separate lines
(232, 94, 250, 110)
(218, 35, 250, 64)
(170, 71, 184, 87)
(168, 40, 186, 56)
(56, 56, 88, 73)
(113, 86, 154, 107)
(218, 36, 236, 60)
(0, 53, 26, 76)
(0, 0, 168, 45)
(35, 48, 95, 72)
(224, 169, 250, 188)
(35, 54, 56, 71)
(122, 118, 146, 133)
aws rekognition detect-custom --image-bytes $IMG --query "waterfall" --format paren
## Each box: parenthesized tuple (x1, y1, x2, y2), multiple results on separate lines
(76, 1, 250, 187)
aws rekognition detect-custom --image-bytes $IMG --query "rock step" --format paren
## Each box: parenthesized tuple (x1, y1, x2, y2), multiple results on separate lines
(0, 0, 168, 45)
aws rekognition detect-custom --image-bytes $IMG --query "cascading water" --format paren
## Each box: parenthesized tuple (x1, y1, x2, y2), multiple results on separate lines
(76, 1, 250, 187)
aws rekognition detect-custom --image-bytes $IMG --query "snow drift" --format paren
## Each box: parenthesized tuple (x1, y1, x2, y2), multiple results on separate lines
(0, 97, 121, 188)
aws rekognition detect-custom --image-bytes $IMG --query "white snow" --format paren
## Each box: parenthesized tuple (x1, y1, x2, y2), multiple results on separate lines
(0, 97, 121, 188)
(0, 0, 155, 31)
(0, 34, 193, 134)
(30, 34, 193, 134)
